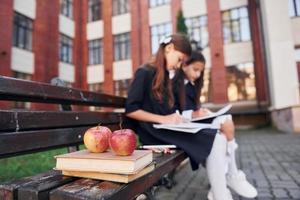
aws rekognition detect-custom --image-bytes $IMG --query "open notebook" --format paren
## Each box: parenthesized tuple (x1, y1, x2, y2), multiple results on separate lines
(153, 104, 232, 133)
(191, 104, 232, 122)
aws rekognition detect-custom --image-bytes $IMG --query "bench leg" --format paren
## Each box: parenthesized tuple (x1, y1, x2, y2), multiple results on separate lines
(156, 169, 177, 189)
(135, 186, 158, 200)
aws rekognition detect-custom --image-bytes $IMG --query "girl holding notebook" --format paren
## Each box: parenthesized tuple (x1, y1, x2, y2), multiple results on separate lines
(173, 51, 257, 199)
(125, 34, 255, 200)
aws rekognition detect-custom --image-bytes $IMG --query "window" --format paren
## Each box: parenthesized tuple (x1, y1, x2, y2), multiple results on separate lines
(200, 68, 212, 103)
(114, 33, 131, 61)
(12, 71, 31, 109)
(114, 79, 130, 97)
(60, 34, 73, 63)
(13, 13, 33, 51)
(222, 7, 251, 44)
(149, 0, 170, 8)
(88, 39, 103, 65)
(289, 0, 300, 17)
(112, 0, 129, 16)
(186, 15, 209, 49)
(150, 22, 172, 54)
(61, 0, 73, 19)
(88, 0, 101, 22)
(227, 62, 256, 102)
(89, 83, 103, 93)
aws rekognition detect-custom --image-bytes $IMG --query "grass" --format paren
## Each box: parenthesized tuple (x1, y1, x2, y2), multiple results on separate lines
(0, 146, 86, 183)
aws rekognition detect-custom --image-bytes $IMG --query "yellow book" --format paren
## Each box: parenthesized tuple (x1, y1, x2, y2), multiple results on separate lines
(55, 149, 153, 174)
(61, 163, 155, 183)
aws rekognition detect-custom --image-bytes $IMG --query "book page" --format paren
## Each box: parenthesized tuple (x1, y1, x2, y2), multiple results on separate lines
(153, 123, 212, 134)
(191, 104, 232, 122)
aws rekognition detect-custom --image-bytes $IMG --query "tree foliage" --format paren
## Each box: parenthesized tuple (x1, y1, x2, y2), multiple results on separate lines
(176, 10, 188, 35)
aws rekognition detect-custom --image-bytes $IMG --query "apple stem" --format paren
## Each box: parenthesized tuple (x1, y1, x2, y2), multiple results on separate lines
(119, 116, 123, 130)
(97, 123, 101, 129)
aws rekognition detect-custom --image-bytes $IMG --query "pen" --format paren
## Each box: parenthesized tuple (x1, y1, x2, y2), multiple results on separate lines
(140, 145, 177, 149)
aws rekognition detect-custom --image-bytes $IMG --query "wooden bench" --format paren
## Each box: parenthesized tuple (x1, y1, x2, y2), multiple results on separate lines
(0, 75, 187, 200)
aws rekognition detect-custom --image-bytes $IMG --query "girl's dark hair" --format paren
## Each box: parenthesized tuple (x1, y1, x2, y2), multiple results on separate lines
(176, 51, 206, 110)
(149, 34, 192, 108)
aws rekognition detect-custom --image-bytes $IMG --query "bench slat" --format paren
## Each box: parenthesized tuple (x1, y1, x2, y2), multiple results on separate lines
(0, 125, 119, 158)
(0, 76, 125, 107)
(49, 179, 121, 200)
(0, 127, 85, 158)
(0, 170, 75, 200)
(18, 170, 76, 200)
(0, 111, 124, 132)
(49, 151, 187, 200)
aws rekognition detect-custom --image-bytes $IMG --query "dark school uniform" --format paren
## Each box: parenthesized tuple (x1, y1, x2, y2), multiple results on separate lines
(172, 75, 199, 111)
(185, 81, 198, 110)
(125, 65, 217, 170)
(173, 79, 213, 124)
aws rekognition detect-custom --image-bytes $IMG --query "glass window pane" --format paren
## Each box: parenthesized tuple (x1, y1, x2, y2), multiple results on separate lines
(201, 27, 209, 47)
(223, 21, 231, 43)
(166, 23, 172, 34)
(19, 27, 25, 48)
(227, 63, 256, 101)
(289, 0, 296, 16)
(60, 34, 73, 63)
(240, 18, 251, 41)
(150, 22, 172, 54)
(201, 68, 212, 103)
(295, 48, 300, 61)
(27, 30, 32, 50)
(200, 16, 207, 26)
(230, 9, 239, 20)
(186, 15, 208, 49)
(60, 0, 73, 19)
(222, 11, 230, 21)
(13, 13, 32, 51)
(232, 20, 240, 42)
(239, 7, 248, 18)
(114, 33, 130, 61)
(296, 0, 300, 16)
(149, 0, 155, 7)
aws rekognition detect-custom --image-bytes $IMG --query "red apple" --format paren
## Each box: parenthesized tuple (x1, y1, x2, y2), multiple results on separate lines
(83, 126, 112, 153)
(109, 129, 137, 156)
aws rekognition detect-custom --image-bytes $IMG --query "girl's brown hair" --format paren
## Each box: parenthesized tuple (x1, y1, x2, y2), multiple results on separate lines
(149, 34, 192, 107)
(176, 51, 206, 110)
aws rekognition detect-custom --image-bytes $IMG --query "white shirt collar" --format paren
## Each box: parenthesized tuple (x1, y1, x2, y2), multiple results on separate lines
(168, 70, 175, 79)
(184, 79, 195, 85)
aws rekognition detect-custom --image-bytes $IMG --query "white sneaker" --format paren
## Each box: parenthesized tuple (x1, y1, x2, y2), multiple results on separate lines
(207, 188, 233, 200)
(227, 170, 258, 198)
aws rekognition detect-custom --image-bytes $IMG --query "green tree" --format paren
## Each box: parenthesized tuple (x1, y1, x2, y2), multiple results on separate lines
(176, 10, 188, 35)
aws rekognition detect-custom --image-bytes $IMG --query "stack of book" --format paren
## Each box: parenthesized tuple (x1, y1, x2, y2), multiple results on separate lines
(55, 149, 153, 183)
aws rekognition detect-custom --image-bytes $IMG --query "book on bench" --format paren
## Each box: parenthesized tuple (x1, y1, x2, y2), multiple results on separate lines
(55, 149, 153, 174)
(61, 163, 155, 183)
(153, 104, 232, 133)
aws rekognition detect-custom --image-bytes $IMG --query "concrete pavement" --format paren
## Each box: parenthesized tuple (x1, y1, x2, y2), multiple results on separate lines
(156, 128, 300, 200)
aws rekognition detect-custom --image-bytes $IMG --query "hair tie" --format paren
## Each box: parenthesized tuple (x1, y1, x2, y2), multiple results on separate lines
(159, 35, 172, 45)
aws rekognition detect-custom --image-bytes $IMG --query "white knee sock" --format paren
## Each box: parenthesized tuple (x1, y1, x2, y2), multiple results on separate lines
(206, 133, 228, 200)
(227, 139, 239, 176)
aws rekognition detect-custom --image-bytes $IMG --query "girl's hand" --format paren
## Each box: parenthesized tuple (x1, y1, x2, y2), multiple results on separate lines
(192, 108, 211, 118)
(160, 113, 184, 124)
